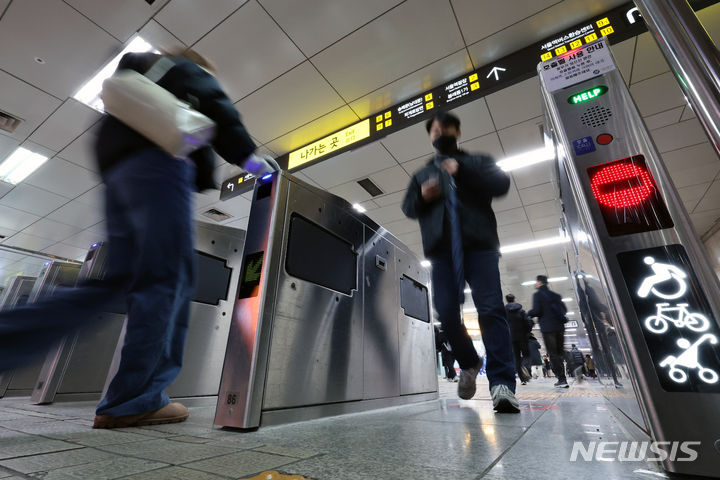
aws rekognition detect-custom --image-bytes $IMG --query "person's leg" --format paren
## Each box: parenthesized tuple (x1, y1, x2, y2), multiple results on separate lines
(512, 341, 524, 380)
(430, 255, 479, 369)
(543, 332, 567, 383)
(519, 341, 531, 381)
(441, 349, 456, 380)
(465, 250, 516, 392)
(96, 151, 195, 418)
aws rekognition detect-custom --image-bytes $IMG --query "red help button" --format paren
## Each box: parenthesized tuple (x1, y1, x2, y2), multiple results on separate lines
(597, 133, 613, 145)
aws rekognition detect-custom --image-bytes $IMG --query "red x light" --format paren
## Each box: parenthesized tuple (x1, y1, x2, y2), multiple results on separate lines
(587, 155, 673, 236)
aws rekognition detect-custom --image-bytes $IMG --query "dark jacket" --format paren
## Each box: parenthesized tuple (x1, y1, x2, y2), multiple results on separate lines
(401, 151, 510, 256)
(571, 347, 584, 366)
(528, 285, 567, 333)
(95, 52, 257, 191)
(528, 335, 543, 365)
(505, 302, 531, 342)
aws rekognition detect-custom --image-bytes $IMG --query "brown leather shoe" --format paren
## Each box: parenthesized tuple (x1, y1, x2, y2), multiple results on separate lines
(93, 402, 189, 429)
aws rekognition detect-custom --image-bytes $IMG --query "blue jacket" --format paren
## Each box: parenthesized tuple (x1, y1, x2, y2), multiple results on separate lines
(528, 285, 567, 333)
(401, 151, 509, 256)
(95, 52, 257, 191)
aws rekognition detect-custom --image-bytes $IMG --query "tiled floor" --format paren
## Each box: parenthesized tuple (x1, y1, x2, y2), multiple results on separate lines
(0, 377, 667, 479)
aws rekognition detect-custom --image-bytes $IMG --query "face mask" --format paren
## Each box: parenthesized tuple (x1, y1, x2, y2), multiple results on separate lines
(432, 134, 458, 155)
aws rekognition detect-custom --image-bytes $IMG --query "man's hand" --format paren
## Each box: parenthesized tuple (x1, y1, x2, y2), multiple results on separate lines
(440, 158, 459, 176)
(421, 177, 442, 202)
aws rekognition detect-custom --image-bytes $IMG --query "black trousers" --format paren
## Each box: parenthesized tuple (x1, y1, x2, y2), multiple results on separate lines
(512, 340, 531, 381)
(441, 348, 456, 379)
(542, 331, 567, 382)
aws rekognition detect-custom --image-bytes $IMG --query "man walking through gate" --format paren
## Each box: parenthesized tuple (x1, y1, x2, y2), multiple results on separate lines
(402, 111, 519, 413)
(528, 275, 569, 388)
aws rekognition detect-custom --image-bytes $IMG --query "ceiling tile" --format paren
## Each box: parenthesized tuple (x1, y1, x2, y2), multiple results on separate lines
(262, 0, 402, 57)
(372, 191, 406, 208)
(369, 166, 410, 195)
(210, 194, 252, 220)
(672, 163, 720, 189)
(511, 160, 552, 190)
(0, 205, 40, 231)
(155, 0, 247, 46)
(366, 204, 407, 225)
(519, 182, 555, 205)
(533, 227, 560, 239)
(492, 184, 522, 212)
(610, 37, 636, 84)
(57, 123, 101, 172)
(301, 142, 396, 189)
(137, 19, 187, 52)
(291, 171, 322, 189)
(349, 50, 473, 119)
(311, 0, 465, 101)
(382, 122, 433, 164)
(224, 217, 249, 231)
(28, 99, 101, 152)
(529, 214, 560, 232)
(630, 72, 685, 117)
(46, 200, 104, 229)
(450, 98, 496, 142)
(694, 180, 720, 213)
(67, 0, 168, 41)
(193, 0, 305, 102)
(680, 105, 696, 121)
(651, 119, 708, 153)
(359, 199, 379, 211)
(265, 106, 360, 155)
(62, 229, 105, 249)
(662, 142, 718, 171)
(498, 220, 533, 240)
(0, 0, 120, 98)
(25, 157, 100, 198)
(459, 131, 505, 160)
(235, 61, 345, 144)
(630, 32, 669, 85)
(2, 232, 55, 251)
(644, 107, 684, 131)
(691, 209, 720, 236)
(23, 218, 82, 242)
(497, 116, 544, 157)
(524, 200, 557, 219)
(0, 70, 62, 142)
(327, 181, 373, 205)
(677, 182, 710, 212)
(496, 207, 527, 226)
(0, 184, 68, 216)
(452, 0, 559, 45)
(485, 77, 543, 130)
(0, 135, 20, 166)
(74, 184, 106, 207)
(43, 243, 90, 262)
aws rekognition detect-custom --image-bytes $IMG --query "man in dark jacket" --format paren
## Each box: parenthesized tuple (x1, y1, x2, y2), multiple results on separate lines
(570, 344, 586, 381)
(402, 112, 518, 413)
(528, 275, 568, 388)
(505, 294, 531, 384)
(0, 49, 275, 428)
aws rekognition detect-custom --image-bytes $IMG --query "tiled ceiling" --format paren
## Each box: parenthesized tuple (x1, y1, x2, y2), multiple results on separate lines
(1, 0, 720, 311)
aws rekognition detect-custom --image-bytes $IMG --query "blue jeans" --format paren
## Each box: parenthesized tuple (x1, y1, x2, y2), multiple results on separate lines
(0, 150, 195, 417)
(430, 250, 516, 392)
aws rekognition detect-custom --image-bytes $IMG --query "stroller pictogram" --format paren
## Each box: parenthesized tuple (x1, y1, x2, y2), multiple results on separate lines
(644, 303, 710, 334)
(637, 256, 687, 300)
(659, 334, 718, 384)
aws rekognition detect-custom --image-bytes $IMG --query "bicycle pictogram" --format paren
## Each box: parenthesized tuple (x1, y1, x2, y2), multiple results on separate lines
(644, 303, 710, 334)
(659, 334, 719, 384)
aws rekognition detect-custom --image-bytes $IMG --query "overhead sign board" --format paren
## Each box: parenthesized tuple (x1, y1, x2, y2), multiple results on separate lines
(221, 0, 719, 201)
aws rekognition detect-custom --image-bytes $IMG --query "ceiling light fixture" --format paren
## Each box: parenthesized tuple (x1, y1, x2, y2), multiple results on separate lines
(500, 234, 570, 254)
(420, 260, 431, 268)
(0, 147, 49, 184)
(496, 147, 555, 172)
(74, 36, 157, 112)
(522, 275, 569, 286)
(352, 203, 366, 213)
(562, 297, 573, 302)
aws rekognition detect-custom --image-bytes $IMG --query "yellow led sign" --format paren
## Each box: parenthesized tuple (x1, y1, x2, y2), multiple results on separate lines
(585, 32, 598, 43)
(596, 17, 610, 27)
(289, 119, 370, 169)
(570, 39, 583, 49)
(555, 45, 568, 55)
(469, 73, 478, 82)
(600, 26, 614, 36)
(541, 51, 553, 61)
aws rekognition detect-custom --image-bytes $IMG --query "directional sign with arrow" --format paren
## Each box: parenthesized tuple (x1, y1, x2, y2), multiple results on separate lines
(486, 66, 507, 81)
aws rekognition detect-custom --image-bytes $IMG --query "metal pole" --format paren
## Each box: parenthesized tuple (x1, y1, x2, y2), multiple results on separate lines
(634, 0, 720, 154)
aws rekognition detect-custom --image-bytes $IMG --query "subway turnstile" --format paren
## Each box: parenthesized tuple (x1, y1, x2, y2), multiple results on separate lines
(214, 171, 437, 429)
(540, 38, 720, 476)
(0, 261, 81, 398)
(0, 275, 38, 396)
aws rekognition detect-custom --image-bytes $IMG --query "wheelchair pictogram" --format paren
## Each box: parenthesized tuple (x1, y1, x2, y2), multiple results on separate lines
(659, 334, 719, 384)
(644, 303, 710, 334)
(637, 256, 687, 300)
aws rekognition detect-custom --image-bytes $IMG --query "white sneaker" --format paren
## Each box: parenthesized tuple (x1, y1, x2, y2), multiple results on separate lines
(490, 384, 520, 413)
(458, 360, 483, 400)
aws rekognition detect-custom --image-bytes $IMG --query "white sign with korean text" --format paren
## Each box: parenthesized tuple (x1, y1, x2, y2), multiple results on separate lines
(540, 39, 616, 92)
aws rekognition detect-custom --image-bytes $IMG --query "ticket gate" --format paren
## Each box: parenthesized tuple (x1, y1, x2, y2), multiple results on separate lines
(214, 171, 437, 429)
(102, 222, 246, 401)
(0, 262, 81, 398)
(540, 38, 720, 476)
(0, 275, 37, 311)
(31, 242, 126, 404)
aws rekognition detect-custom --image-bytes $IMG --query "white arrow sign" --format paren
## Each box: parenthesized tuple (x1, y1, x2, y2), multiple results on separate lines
(486, 66, 507, 81)
(226, 182, 234, 191)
